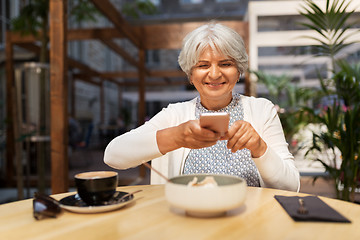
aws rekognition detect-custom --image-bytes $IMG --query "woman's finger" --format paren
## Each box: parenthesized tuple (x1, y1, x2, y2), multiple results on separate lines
(225, 120, 266, 156)
(178, 120, 220, 149)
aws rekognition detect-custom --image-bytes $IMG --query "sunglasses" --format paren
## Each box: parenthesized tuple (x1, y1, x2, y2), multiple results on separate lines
(33, 192, 62, 220)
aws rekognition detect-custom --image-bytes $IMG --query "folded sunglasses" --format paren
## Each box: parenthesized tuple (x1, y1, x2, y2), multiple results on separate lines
(33, 192, 62, 220)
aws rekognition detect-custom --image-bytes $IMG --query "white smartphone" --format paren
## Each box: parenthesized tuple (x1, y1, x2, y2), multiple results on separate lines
(199, 112, 230, 136)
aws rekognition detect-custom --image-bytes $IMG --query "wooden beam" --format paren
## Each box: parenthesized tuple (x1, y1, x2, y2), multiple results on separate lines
(69, 28, 140, 74)
(99, 71, 139, 79)
(12, 20, 247, 49)
(9, 28, 112, 43)
(100, 38, 144, 72)
(15, 41, 195, 88)
(13, 32, 144, 80)
(67, 58, 100, 77)
(15, 41, 124, 88)
(67, 27, 123, 41)
(15, 43, 42, 55)
(149, 70, 186, 78)
(70, 77, 75, 117)
(67, 59, 120, 85)
(12, 26, 123, 48)
(90, 0, 140, 47)
(99, 69, 186, 79)
(138, 26, 147, 179)
(111, 81, 138, 87)
(100, 83, 104, 124)
(72, 73, 102, 86)
(97, 80, 187, 87)
(138, 47, 146, 126)
(5, 31, 15, 187)
(143, 21, 249, 50)
(7, 31, 38, 44)
(11, 20, 248, 51)
(14, 42, 121, 85)
(118, 84, 122, 113)
(103, 80, 189, 87)
(68, 60, 122, 86)
(145, 80, 189, 87)
(49, 0, 68, 194)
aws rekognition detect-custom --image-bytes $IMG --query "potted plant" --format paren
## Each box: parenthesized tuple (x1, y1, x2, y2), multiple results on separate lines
(303, 61, 360, 202)
(298, 0, 360, 202)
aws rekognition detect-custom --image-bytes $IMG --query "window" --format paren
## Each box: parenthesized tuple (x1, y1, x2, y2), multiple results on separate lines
(258, 46, 319, 57)
(258, 15, 309, 32)
(180, 0, 204, 5)
(146, 50, 160, 66)
(216, 0, 238, 2)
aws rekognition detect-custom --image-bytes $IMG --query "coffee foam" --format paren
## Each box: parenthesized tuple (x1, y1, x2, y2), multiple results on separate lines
(75, 171, 117, 179)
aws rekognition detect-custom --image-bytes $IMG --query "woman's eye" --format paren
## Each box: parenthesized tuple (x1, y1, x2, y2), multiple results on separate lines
(221, 62, 233, 67)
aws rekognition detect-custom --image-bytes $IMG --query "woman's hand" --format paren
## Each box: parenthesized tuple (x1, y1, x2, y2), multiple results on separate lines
(157, 120, 221, 154)
(223, 120, 267, 158)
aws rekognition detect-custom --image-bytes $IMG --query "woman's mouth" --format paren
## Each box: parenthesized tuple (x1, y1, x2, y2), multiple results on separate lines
(205, 82, 225, 87)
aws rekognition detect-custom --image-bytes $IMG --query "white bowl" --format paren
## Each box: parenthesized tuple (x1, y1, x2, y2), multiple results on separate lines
(165, 174, 247, 217)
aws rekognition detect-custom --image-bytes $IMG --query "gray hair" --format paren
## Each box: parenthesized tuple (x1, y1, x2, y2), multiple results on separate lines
(178, 22, 248, 77)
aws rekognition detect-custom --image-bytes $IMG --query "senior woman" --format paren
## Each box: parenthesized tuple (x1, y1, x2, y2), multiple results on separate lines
(104, 22, 300, 192)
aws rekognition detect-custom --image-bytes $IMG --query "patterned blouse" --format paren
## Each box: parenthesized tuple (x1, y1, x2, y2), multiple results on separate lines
(183, 93, 260, 187)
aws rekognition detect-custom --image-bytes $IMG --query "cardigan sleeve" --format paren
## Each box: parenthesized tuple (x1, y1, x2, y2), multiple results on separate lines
(244, 96, 300, 192)
(104, 129, 162, 169)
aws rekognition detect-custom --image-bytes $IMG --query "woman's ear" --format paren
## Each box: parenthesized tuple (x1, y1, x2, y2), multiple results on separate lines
(188, 74, 193, 85)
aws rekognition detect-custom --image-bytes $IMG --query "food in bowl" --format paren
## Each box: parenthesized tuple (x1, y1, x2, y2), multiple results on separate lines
(187, 176, 218, 187)
(165, 174, 246, 217)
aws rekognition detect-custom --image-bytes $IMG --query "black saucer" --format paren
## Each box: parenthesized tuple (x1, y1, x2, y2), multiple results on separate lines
(59, 191, 134, 213)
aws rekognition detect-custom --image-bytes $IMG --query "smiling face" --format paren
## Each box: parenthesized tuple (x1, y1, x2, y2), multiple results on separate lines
(190, 46, 240, 110)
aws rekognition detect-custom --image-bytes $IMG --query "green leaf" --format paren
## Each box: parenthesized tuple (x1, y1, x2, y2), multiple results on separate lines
(122, 0, 157, 19)
(298, 0, 359, 59)
(70, 0, 101, 23)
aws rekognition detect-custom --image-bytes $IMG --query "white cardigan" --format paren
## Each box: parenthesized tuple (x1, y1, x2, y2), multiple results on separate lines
(104, 95, 300, 192)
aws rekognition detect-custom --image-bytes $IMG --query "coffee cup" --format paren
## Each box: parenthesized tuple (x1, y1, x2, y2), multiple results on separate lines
(75, 171, 118, 206)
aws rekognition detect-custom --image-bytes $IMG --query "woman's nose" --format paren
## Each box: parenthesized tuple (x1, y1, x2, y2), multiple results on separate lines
(209, 65, 221, 79)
